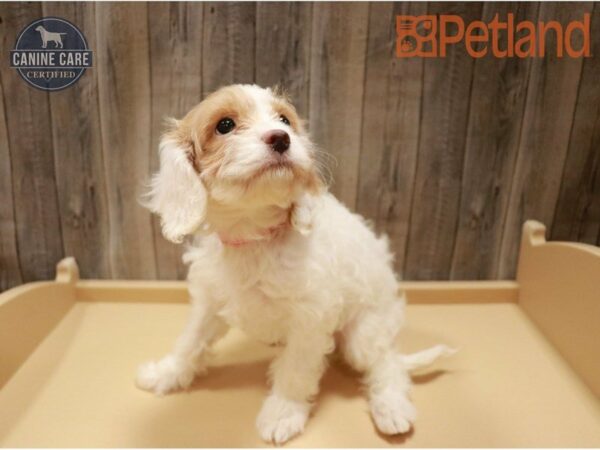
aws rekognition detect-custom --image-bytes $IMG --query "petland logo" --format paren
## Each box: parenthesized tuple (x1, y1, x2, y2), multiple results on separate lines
(10, 17, 92, 91)
(396, 13, 591, 58)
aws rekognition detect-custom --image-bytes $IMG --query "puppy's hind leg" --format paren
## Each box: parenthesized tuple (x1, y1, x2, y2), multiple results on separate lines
(136, 291, 227, 395)
(364, 351, 415, 434)
(341, 299, 416, 435)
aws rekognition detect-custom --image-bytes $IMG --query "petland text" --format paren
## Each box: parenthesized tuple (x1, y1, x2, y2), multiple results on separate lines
(396, 13, 591, 58)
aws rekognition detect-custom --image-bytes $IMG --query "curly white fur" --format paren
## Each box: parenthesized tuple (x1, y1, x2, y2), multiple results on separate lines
(136, 84, 452, 444)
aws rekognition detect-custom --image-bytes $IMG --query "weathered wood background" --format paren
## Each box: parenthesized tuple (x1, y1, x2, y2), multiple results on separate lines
(1, 2, 599, 290)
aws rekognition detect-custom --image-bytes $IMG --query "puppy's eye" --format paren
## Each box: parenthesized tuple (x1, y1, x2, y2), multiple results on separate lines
(279, 115, 290, 126)
(216, 117, 235, 134)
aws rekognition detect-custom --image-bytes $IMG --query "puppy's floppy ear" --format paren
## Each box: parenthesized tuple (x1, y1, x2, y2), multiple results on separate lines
(143, 123, 207, 243)
(291, 193, 316, 236)
(291, 164, 326, 235)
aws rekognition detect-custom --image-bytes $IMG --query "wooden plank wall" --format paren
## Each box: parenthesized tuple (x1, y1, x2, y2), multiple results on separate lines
(0, 2, 599, 290)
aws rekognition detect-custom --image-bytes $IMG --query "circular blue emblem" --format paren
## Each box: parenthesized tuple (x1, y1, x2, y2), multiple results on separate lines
(10, 17, 93, 91)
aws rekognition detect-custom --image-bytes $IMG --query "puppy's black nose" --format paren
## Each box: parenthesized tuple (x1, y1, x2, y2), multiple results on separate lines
(262, 129, 290, 154)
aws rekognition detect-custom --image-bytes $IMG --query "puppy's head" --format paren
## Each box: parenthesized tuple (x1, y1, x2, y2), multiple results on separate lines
(145, 84, 323, 243)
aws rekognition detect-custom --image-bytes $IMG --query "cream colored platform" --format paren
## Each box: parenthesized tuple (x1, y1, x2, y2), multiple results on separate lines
(1, 221, 599, 447)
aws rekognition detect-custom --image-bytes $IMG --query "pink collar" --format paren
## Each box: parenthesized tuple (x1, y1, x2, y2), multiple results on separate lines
(218, 219, 289, 247)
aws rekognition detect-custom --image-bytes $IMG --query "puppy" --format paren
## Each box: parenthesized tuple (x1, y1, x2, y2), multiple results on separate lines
(136, 84, 452, 444)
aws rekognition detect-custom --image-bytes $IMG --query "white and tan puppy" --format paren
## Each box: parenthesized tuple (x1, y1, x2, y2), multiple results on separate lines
(136, 84, 452, 444)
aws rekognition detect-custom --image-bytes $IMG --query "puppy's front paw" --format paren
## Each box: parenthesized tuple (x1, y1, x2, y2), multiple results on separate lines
(370, 392, 416, 435)
(135, 355, 197, 395)
(256, 393, 310, 444)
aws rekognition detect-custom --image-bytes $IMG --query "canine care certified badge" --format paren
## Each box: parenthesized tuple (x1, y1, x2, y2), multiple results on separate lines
(9, 17, 92, 91)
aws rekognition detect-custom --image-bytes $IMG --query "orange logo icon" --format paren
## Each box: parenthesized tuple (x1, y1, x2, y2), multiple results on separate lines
(396, 15, 438, 58)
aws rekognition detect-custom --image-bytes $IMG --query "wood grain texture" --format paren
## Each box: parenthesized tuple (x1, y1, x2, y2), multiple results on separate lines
(356, 2, 426, 277)
(255, 2, 312, 118)
(309, 2, 369, 209)
(1, 2, 600, 288)
(0, 3, 64, 283)
(202, 2, 256, 96)
(450, 3, 538, 280)
(404, 2, 482, 280)
(148, 2, 204, 280)
(96, 3, 157, 279)
(498, 2, 593, 279)
(0, 72, 22, 291)
(551, 5, 600, 247)
(42, 2, 112, 280)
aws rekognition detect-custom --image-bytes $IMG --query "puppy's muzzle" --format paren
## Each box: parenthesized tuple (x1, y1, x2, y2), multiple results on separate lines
(262, 129, 290, 154)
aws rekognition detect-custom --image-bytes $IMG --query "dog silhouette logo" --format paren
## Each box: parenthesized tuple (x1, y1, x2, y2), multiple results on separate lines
(10, 17, 92, 91)
(34, 25, 67, 49)
(396, 15, 438, 57)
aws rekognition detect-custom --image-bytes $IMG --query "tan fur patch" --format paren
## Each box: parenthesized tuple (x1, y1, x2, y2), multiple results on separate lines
(175, 85, 258, 177)
(271, 95, 304, 133)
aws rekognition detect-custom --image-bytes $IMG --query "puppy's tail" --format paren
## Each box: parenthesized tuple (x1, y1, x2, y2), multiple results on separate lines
(401, 345, 457, 372)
